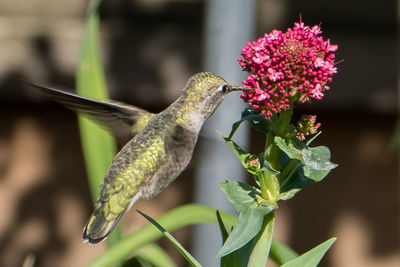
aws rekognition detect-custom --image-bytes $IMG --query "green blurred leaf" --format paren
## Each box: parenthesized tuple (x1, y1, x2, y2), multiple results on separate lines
(122, 256, 155, 267)
(86, 204, 296, 267)
(220, 181, 261, 212)
(218, 131, 260, 174)
(282, 237, 336, 267)
(270, 239, 299, 265)
(137, 210, 202, 267)
(123, 244, 176, 267)
(76, 0, 121, 246)
(217, 203, 275, 258)
(135, 244, 177, 267)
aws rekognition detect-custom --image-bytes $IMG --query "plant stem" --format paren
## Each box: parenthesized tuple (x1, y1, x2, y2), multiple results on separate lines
(277, 109, 292, 137)
(260, 110, 294, 200)
(261, 132, 280, 201)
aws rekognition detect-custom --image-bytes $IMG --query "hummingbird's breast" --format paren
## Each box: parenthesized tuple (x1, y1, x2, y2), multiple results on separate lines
(98, 111, 198, 220)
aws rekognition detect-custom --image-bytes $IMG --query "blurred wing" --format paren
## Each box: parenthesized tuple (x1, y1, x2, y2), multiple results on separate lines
(27, 82, 154, 143)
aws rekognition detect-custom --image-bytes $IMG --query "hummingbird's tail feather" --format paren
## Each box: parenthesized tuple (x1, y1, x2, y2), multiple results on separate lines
(83, 202, 126, 244)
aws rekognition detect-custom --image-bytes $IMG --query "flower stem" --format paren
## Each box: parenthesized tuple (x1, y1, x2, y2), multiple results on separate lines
(261, 132, 280, 201)
(277, 109, 292, 137)
(261, 110, 293, 201)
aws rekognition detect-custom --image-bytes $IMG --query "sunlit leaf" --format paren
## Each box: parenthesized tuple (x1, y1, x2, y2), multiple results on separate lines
(218, 131, 260, 174)
(217, 211, 240, 267)
(282, 238, 336, 267)
(270, 239, 299, 265)
(220, 181, 261, 212)
(216, 203, 275, 258)
(246, 213, 275, 267)
(302, 146, 337, 182)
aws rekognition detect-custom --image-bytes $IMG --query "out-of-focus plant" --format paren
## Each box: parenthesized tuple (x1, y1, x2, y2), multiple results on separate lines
(76, 0, 121, 247)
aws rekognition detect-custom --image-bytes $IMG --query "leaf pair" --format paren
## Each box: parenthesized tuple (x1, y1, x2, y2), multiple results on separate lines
(217, 181, 277, 259)
(276, 137, 337, 200)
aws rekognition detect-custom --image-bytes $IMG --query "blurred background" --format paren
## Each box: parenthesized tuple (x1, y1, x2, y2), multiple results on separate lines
(0, 0, 398, 266)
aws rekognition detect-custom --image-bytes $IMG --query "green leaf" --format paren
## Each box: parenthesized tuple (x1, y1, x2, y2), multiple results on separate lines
(282, 237, 337, 267)
(137, 210, 202, 267)
(279, 157, 312, 198)
(220, 181, 261, 212)
(216, 211, 229, 243)
(246, 213, 275, 267)
(276, 137, 337, 193)
(134, 244, 177, 267)
(121, 256, 155, 267)
(229, 108, 270, 138)
(306, 131, 322, 146)
(217, 211, 240, 267)
(76, 0, 121, 247)
(218, 131, 260, 174)
(302, 146, 337, 182)
(221, 213, 276, 267)
(270, 239, 299, 265)
(275, 137, 303, 161)
(279, 188, 301, 200)
(86, 204, 297, 267)
(216, 204, 275, 258)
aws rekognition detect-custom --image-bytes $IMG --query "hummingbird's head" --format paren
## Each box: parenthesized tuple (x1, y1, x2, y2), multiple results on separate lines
(175, 72, 247, 128)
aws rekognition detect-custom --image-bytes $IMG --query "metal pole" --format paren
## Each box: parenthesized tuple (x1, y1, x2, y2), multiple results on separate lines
(192, 0, 255, 266)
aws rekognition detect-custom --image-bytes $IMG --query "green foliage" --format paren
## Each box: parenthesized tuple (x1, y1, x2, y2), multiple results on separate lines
(275, 136, 337, 200)
(123, 244, 176, 267)
(216, 108, 337, 266)
(86, 204, 296, 267)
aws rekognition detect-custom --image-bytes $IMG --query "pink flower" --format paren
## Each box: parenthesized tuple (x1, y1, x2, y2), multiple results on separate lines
(238, 19, 338, 118)
(267, 68, 284, 82)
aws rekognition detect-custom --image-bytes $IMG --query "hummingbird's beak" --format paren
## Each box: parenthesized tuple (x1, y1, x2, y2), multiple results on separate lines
(230, 86, 252, 92)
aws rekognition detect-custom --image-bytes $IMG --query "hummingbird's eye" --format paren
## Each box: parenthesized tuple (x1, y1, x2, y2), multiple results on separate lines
(220, 85, 228, 93)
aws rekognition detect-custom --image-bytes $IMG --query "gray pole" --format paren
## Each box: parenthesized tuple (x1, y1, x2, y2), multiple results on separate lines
(192, 0, 255, 266)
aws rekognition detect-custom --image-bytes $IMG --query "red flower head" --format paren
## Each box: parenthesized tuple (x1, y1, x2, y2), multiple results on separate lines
(238, 20, 338, 118)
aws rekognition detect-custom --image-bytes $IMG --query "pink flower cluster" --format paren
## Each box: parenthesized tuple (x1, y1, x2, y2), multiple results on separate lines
(238, 20, 338, 118)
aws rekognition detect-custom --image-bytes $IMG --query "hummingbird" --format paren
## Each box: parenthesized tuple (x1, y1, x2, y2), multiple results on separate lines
(29, 72, 247, 244)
